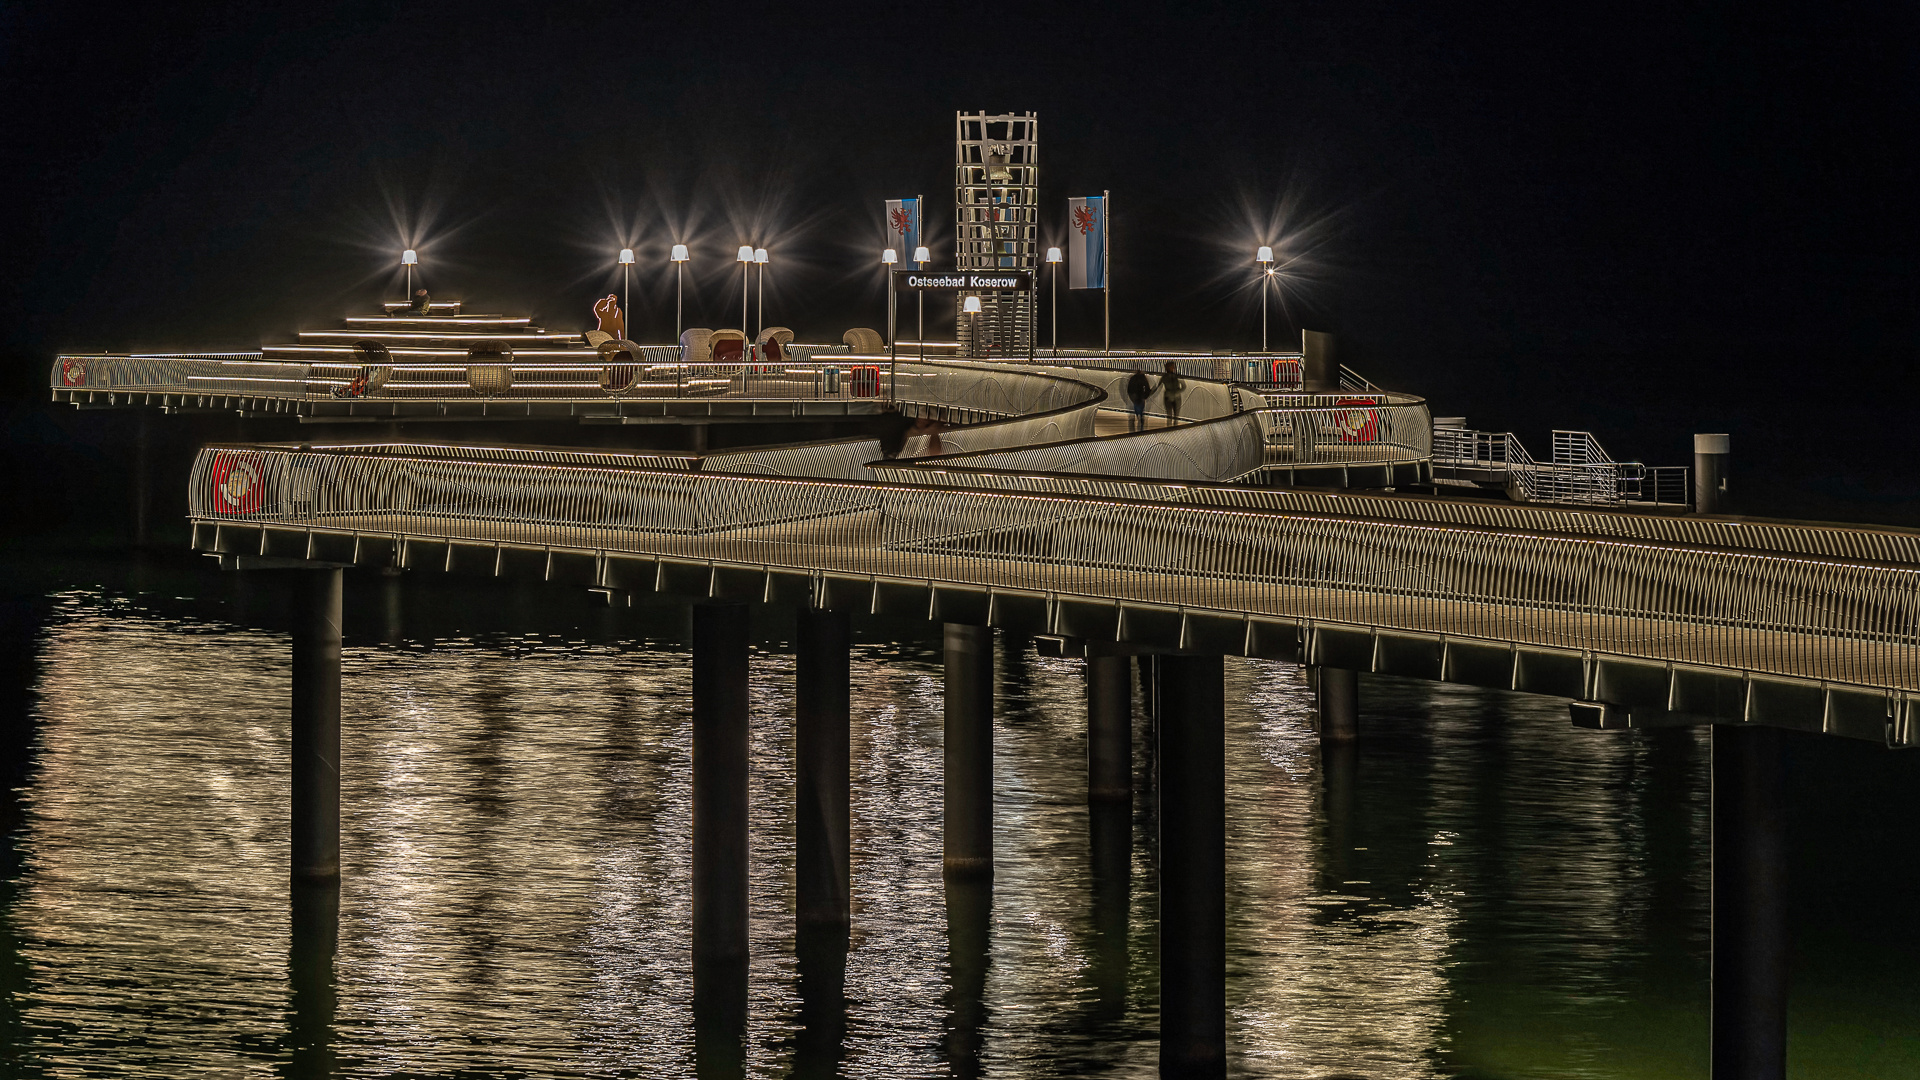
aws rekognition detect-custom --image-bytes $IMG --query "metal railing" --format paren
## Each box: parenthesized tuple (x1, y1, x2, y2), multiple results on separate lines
(189, 444, 1920, 693)
(1432, 425, 1688, 507)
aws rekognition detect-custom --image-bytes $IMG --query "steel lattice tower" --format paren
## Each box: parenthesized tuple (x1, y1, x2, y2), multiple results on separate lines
(954, 111, 1038, 359)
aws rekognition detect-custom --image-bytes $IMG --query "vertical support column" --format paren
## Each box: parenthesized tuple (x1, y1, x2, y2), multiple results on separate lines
(1712, 723, 1787, 1080)
(288, 879, 340, 1074)
(1158, 653, 1226, 1077)
(944, 624, 994, 878)
(1315, 666, 1359, 742)
(132, 411, 152, 548)
(1086, 652, 1132, 803)
(795, 606, 851, 929)
(1696, 433, 1730, 515)
(291, 568, 342, 882)
(692, 601, 750, 1076)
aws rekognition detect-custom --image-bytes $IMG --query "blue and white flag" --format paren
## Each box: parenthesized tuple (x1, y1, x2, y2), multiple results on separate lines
(885, 198, 922, 264)
(1067, 196, 1106, 290)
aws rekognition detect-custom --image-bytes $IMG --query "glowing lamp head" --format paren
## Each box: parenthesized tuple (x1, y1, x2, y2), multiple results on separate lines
(670, 244, 689, 262)
(619, 248, 635, 265)
(401, 249, 417, 266)
(753, 248, 768, 264)
(913, 246, 931, 264)
(882, 249, 897, 265)
(737, 245, 754, 263)
(962, 296, 983, 314)
(1046, 247, 1062, 263)
(1256, 245, 1274, 264)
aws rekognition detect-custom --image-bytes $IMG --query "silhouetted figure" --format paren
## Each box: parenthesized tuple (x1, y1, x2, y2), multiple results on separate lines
(1158, 362, 1185, 426)
(590, 294, 625, 343)
(1126, 370, 1152, 432)
(410, 288, 432, 315)
(872, 404, 915, 459)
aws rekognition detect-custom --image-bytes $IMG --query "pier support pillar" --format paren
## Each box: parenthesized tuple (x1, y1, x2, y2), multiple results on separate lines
(1695, 433, 1730, 515)
(1315, 666, 1359, 742)
(1158, 653, 1226, 1077)
(795, 606, 851, 930)
(291, 568, 342, 882)
(944, 624, 994, 878)
(1712, 723, 1787, 1080)
(1086, 652, 1132, 803)
(132, 411, 152, 548)
(693, 601, 750, 1075)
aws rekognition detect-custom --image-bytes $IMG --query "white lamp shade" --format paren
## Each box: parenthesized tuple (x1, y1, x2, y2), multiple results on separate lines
(913, 246, 931, 264)
(737, 245, 755, 262)
(401, 249, 417, 265)
(962, 296, 983, 314)
(754, 248, 768, 264)
(881, 249, 897, 264)
(1256, 245, 1274, 263)
(1045, 247, 1062, 263)
(619, 248, 635, 264)
(670, 244, 690, 262)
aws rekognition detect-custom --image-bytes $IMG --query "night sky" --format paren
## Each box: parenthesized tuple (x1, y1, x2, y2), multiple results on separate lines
(2, 2, 1912, 524)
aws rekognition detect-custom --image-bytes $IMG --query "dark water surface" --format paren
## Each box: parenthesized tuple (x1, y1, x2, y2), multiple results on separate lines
(2, 552, 1918, 1077)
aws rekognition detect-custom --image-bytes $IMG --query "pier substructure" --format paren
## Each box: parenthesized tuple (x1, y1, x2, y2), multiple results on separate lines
(692, 601, 750, 1075)
(288, 879, 339, 1074)
(1314, 666, 1359, 742)
(1086, 651, 1132, 803)
(291, 568, 342, 882)
(1158, 653, 1226, 1077)
(1712, 723, 1788, 1080)
(795, 606, 851, 930)
(944, 624, 994, 878)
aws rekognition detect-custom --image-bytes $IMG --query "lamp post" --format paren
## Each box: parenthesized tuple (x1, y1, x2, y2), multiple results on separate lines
(736, 246, 753, 339)
(401, 249, 417, 299)
(962, 294, 982, 359)
(1046, 246, 1062, 356)
(914, 245, 931, 362)
(882, 248, 897, 348)
(1256, 245, 1274, 352)
(753, 248, 768, 340)
(671, 244, 690, 341)
(618, 248, 635, 335)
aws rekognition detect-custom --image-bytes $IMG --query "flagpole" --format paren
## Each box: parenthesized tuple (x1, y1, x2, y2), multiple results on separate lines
(1102, 189, 1111, 355)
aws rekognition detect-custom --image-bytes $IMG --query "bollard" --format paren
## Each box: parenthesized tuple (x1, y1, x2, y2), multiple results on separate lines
(1695, 433, 1730, 515)
(943, 624, 994, 878)
(1158, 653, 1226, 1077)
(290, 568, 342, 882)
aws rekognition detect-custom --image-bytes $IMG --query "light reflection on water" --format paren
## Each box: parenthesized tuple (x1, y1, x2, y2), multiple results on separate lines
(6, 580, 1743, 1076)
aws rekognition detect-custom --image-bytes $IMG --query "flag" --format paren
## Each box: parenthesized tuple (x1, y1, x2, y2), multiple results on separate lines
(885, 198, 922, 264)
(1067, 196, 1106, 290)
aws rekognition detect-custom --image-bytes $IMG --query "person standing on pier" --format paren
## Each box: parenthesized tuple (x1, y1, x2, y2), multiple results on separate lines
(1126, 369, 1152, 431)
(1158, 362, 1186, 426)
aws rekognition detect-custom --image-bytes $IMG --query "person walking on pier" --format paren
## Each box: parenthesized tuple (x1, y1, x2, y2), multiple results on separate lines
(1158, 362, 1186, 427)
(1126, 369, 1152, 431)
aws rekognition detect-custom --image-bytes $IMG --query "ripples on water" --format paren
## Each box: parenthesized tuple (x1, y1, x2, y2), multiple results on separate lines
(4, 564, 1920, 1076)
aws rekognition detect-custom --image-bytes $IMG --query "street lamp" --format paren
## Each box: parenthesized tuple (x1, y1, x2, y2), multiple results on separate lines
(753, 248, 768, 340)
(1256, 245, 1275, 352)
(618, 248, 634, 335)
(670, 244, 690, 341)
(882, 248, 897, 349)
(736, 245, 753, 339)
(913, 245, 932, 361)
(1046, 246, 1062, 355)
(401, 249, 417, 298)
(962, 294, 982, 357)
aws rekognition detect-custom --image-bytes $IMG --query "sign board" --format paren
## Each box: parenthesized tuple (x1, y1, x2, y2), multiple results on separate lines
(894, 270, 1033, 291)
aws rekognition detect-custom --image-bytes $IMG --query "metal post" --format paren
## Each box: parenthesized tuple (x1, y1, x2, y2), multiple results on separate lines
(1087, 652, 1131, 802)
(623, 264, 630, 336)
(740, 261, 749, 340)
(675, 263, 684, 343)
(1315, 666, 1359, 742)
(1158, 653, 1225, 1077)
(1102, 188, 1111, 355)
(796, 607, 851, 930)
(1261, 271, 1268, 353)
(1712, 723, 1788, 1080)
(693, 600, 750, 1073)
(1051, 259, 1059, 355)
(756, 263, 764, 341)
(944, 623, 994, 878)
(886, 268, 896, 347)
(291, 568, 343, 882)
(1696, 433, 1730, 515)
(918, 292, 926, 363)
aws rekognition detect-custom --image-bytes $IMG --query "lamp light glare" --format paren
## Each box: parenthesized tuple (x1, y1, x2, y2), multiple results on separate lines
(401, 249, 417, 266)
(619, 248, 635, 264)
(882, 249, 897, 264)
(962, 296, 983, 314)
(737, 245, 755, 262)
(1046, 247, 1062, 263)
(670, 244, 690, 262)
(1256, 245, 1274, 263)
(913, 246, 931, 264)
(754, 248, 768, 264)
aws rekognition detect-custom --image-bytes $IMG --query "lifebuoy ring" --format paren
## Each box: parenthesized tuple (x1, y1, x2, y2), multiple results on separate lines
(61, 358, 87, 386)
(1333, 397, 1380, 443)
(211, 450, 266, 514)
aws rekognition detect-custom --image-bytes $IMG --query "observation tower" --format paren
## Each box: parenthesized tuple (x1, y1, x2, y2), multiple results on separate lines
(954, 111, 1038, 358)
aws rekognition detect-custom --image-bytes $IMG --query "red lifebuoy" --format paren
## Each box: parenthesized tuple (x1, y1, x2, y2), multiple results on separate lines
(60, 358, 87, 386)
(210, 450, 266, 514)
(1333, 397, 1380, 443)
